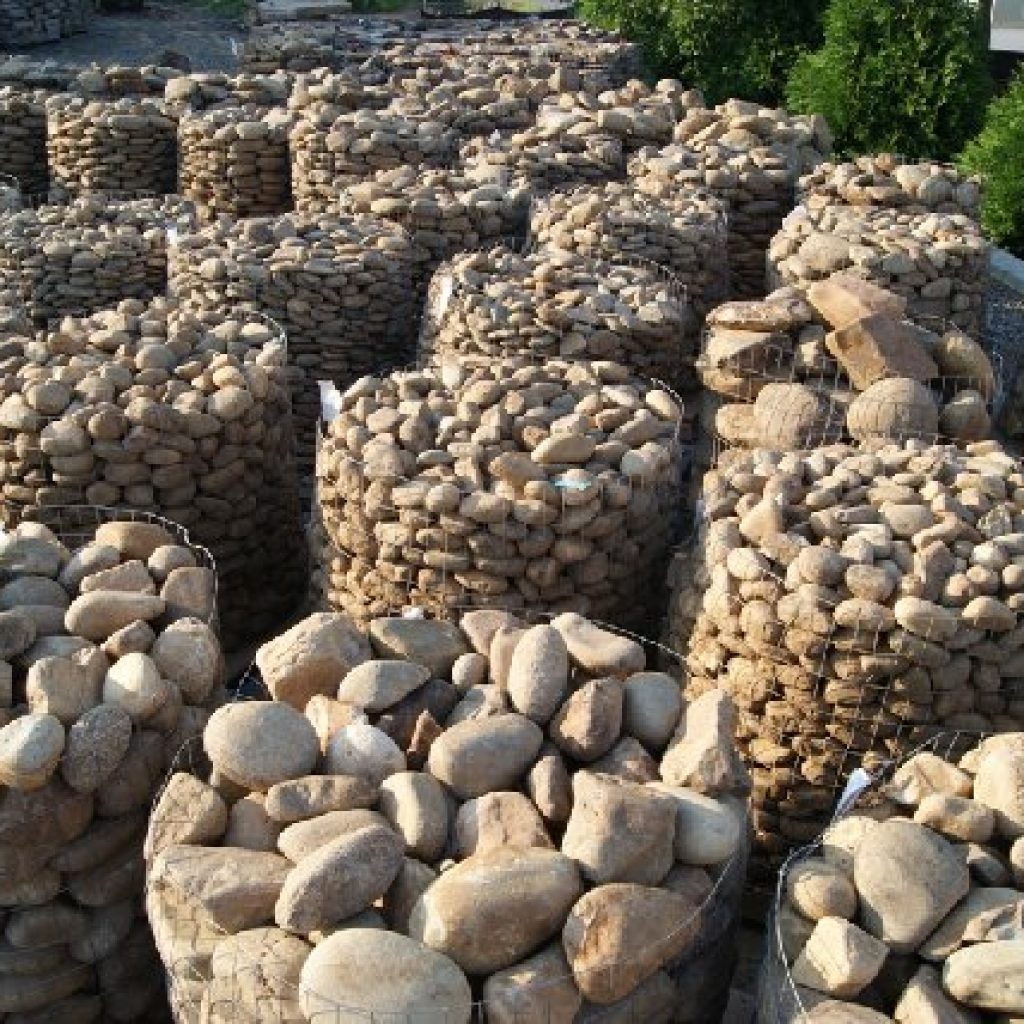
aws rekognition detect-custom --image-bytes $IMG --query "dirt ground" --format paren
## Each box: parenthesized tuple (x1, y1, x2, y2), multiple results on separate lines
(10, 2, 244, 71)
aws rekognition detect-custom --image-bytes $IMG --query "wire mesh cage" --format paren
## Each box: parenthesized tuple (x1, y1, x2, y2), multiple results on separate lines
(146, 607, 751, 1024)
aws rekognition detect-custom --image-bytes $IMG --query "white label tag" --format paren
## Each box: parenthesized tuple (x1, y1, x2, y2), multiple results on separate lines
(229, 37, 240, 57)
(401, 606, 426, 619)
(165, 223, 179, 247)
(833, 767, 874, 820)
(434, 274, 454, 319)
(318, 380, 343, 424)
(554, 475, 589, 492)
(695, 498, 707, 524)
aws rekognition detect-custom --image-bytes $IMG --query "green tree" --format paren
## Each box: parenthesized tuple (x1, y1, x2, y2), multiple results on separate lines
(962, 70, 1024, 255)
(579, 0, 827, 106)
(786, 0, 991, 160)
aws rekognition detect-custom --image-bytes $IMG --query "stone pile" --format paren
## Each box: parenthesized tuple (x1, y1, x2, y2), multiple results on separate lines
(701, 274, 998, 450)
(146, 608, 749, 1024)
(314, 358, 682, 629)
(0, 298, 305, 647)
(164, 72, 294, 114)
(0, 88, 48, 198)
(461, 125, 625, 193)
(71, 64, 182, 100)
(418, 245, 694, 389)
(631, 100, 831, 298)
(799, 155, 983, 217)
(535, 80, 701, 154)
(767, 736, 1024, 1023)
(684, 438, 1024, 880)
(767, 203, 989, 338)
(290, 109, 459, 213)
(529, 181, 729, 323)
(178, 106, 294, 223)
(389, 86, 535, 140)
(240, 24, 342, 74)
(3, 0, 92, 48)
(0, 58, 78, 93)
(337, 167, 530, 309)
(45, 96, 178, 198)
(168, 213, 416, 468)
(285, 70, 393, 121)
(0, 195, 193, 323)
(0, 513, 224, 1021)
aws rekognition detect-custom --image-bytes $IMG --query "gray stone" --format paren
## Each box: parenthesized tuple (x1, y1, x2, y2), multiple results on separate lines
(561, 772, 675, 885)
(369, 618, 470, 677)
(204, 702, 319, 792)
(622, 672, 683, 751)
(336, 660, 431, 712)
(265, 774, 378, 824)
(427, 714, 543, 799)
(274, 823, 404, 934)
(409, 848, 583, 974)
(483, 943, 582, 1024)
(323, 722, 406, 786)
(379, 771, 449, 862)
(942, 940, 1024, 1013)
(453, 791, 553, 859)
(549, 678, 623, 762)
(506, 625, 569, 725)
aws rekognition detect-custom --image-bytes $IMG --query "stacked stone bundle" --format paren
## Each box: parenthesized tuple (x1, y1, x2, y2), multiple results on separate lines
(164, 72, 294, 114)
(71, 64, 183, 100)
(799, 155, 983, 217)
(313, 358, 682, 629)
(0, 58, 79, 94)
(389, 90, 536, 141)
(286, 70, 393, 121)
(767, 203, 989, 338)
(168, 213, 416, 468)
(0, 195, 193, 323)
(418, 245, 694, 389)
(631, 101, 831, 299)
(178, 106, 294, 223)
(3, 0, 92, 48)
(290, 109, 459, 213)
(0, 298, 305, 646)
(239, 24, 344, 74)
(765, 737, 1024, 1023)
(146, 608, 749, 1024)
(0, 195, 192, 321)
(701, 274, 998, 451)
(336, 167, 530, 313)
(389, 58, 553, 115)
(0, 513, 224, 1021)
(683, 438, 1024, 880)
(45, 96, 178, 198)
(529, 181, 729, 323)
(535, 80, 702, 154)
(461, 126, 625, 193)
(0, 88, 48, 198)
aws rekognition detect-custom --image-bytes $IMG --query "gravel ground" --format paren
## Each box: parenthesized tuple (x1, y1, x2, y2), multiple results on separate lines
(986, 278, 1024, 426)
(8, 2, 243, 70)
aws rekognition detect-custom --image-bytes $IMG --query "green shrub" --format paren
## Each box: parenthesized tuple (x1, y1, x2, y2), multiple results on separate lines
(962, 71, 1024, 256)
(786, 0, 990, 160)
(579, 0, 827, 106)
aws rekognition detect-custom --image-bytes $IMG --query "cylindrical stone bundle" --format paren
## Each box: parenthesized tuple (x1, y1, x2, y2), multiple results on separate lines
(387, 80, 535, 140)
(0, 195, 193, 324)
(460, 126, 626, 193)
(168, 213, 416, 469)
(767, 203, 990, 338)
(239, 24, 343, 74)
(164, 72, 294, 114)
(289, 109, 459, 213)
(684, 438, 1024, 880)
(529, 181, 729, 323)
(0, 88, 48, 198)
(178, 106, 294, 223)
(0, 512, 224, 1022)
(799, 154, 983, 217)
(45, 96, 178, 198)
(701, 274, 999, 451)
(147, 608, 749, 1024)
(2, 0, 93, 47)
(763, 736, 1024, 1024)
(418, 246, 694, 390)
(0, 298, 306, 648)
(631, 101, 831, 300)
(0, 177, 19, 214)
(314, 358, 683, 629)
(336, 166, 531, 314)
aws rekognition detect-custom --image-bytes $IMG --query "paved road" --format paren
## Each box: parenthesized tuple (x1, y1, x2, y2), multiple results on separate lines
(12, 3, 242, 71)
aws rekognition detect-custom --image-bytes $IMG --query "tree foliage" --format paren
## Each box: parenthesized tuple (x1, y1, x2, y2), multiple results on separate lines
(579, 0, 827, 106)
(961, 70, 1024, 256)
(786, 0, 991, 160)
